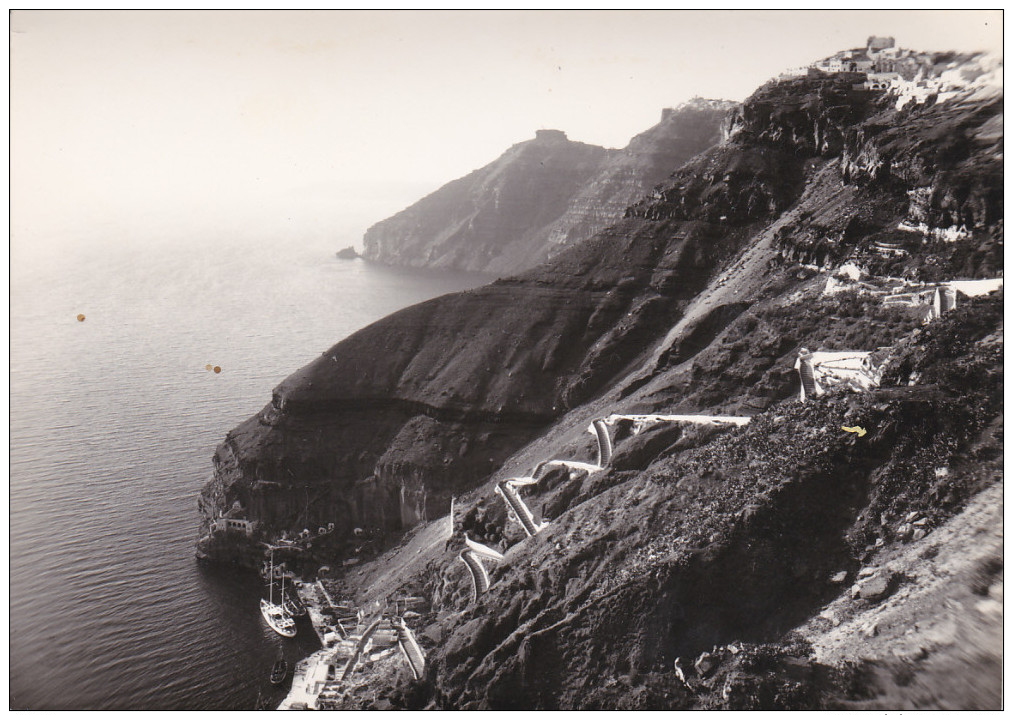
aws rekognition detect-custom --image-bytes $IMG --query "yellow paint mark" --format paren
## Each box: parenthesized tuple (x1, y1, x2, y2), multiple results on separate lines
(213, 366, 222, 374)
(76, 314, 86, 322)
(842, 425, 867, 437)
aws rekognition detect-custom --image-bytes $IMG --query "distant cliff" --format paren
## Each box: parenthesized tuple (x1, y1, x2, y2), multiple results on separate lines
(361, 99, 737, 275)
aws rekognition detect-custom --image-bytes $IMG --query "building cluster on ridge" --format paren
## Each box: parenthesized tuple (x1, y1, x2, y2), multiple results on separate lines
(779, 36, 904, 80)
(777, 36, 999, 109)
(815, 36, 904, 75)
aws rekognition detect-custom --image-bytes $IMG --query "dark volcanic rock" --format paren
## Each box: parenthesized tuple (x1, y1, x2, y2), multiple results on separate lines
(202, 69, 1002, 713)
(414, 295, 1002, 709)
(362, 130, 615, 274)
(201, 208, 759, 549)
(362, 99, 736, 275)
(202, 70, 1001, 557)
(198, 48, 1003, 710)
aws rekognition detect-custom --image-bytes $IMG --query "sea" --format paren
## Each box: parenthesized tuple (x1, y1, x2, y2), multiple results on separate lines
(9, 232, 490, 709)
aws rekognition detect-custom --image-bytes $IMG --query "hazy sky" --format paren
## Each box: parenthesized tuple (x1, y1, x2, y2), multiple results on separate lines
(11, 10, 1002, 251)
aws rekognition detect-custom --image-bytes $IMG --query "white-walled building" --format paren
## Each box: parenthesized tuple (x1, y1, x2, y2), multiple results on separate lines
(212, 503, 258, 537)
(863, 72, 900, 90)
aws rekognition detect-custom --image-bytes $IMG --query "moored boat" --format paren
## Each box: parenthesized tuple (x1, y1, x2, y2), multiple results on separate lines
(270, 658, 288, 686)
(261, 549, 297, 637)
(283, 585, 306, 618)
(260, 598, 297, 638)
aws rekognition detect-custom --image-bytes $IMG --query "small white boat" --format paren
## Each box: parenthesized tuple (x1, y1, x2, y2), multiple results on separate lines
(261, 549, 297, 637)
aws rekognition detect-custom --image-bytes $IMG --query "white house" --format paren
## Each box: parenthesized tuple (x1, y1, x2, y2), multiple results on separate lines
(212, 503, 257, 537)
(864, 72, 900, 90)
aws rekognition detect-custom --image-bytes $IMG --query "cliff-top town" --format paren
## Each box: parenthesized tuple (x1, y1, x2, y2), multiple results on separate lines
(778, 35, 1002, 109)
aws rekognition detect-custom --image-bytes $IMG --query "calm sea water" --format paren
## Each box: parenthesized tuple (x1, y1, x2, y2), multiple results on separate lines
(9, 235, 489, 709)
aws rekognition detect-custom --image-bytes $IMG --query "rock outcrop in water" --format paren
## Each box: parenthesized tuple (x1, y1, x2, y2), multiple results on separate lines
(202, 51, 1002, 709)
(361, 99, 736, 275)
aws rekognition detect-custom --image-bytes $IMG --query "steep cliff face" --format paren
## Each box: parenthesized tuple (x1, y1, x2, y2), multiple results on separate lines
(202, 206, 762, 549)
(204, 62, 1002, 707)
(300, 66, 1003, 711)
(201, 95, 796, 552)
(840, 92, 1002, 231)
(533, 99, 740, 265)
(210, 79, 844, 543)
(361, 131, 616, 274)
(203, 65, 1000, 546)
(361, 99, 735, 275)
(769, 76, 1002, 280)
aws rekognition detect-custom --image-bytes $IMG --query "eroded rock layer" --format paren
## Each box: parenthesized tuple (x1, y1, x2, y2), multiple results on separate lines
(362, 99, 736, 275)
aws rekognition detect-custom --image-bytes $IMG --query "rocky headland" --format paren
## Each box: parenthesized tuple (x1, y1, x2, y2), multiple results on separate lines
(200, 49, 1002, 708)
(361, 99, 736, 275)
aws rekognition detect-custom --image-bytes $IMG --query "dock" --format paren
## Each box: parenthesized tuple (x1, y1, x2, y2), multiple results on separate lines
(277, 581, 412, 710)
(277, 648, 337, 710)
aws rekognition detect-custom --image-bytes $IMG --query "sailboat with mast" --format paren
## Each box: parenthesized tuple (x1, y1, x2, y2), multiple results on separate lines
(260, 548, 297, 637)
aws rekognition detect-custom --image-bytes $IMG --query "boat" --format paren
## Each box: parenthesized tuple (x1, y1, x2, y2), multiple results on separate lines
(270, 658, 289, 686)
(260, 549, 297, 637)
(260, 598, 295, 637)
(283, 585, 307, 618)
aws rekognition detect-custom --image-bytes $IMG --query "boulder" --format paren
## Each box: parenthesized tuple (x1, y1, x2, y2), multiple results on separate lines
(857, 573, 894, 602)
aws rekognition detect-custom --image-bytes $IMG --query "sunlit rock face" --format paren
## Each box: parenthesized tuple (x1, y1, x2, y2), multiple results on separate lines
(361, 99, 737, 275)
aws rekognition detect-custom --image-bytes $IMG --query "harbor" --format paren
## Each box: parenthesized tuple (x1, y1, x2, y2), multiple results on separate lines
(274, 577, 428, 710)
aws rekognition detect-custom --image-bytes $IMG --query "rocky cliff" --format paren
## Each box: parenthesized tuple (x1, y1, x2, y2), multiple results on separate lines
(204, 56, 1002, 708)
(202, 65, 1000, 549)
(361, 99, 736, 275)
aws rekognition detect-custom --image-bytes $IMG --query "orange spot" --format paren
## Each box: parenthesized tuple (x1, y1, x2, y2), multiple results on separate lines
(213, 366, 222, 374)
(76, 314, 86, 322)
(205, 364, 213, 371)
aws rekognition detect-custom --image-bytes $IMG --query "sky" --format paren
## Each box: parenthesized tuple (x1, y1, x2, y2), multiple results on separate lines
(10, 10, 1003, 253)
